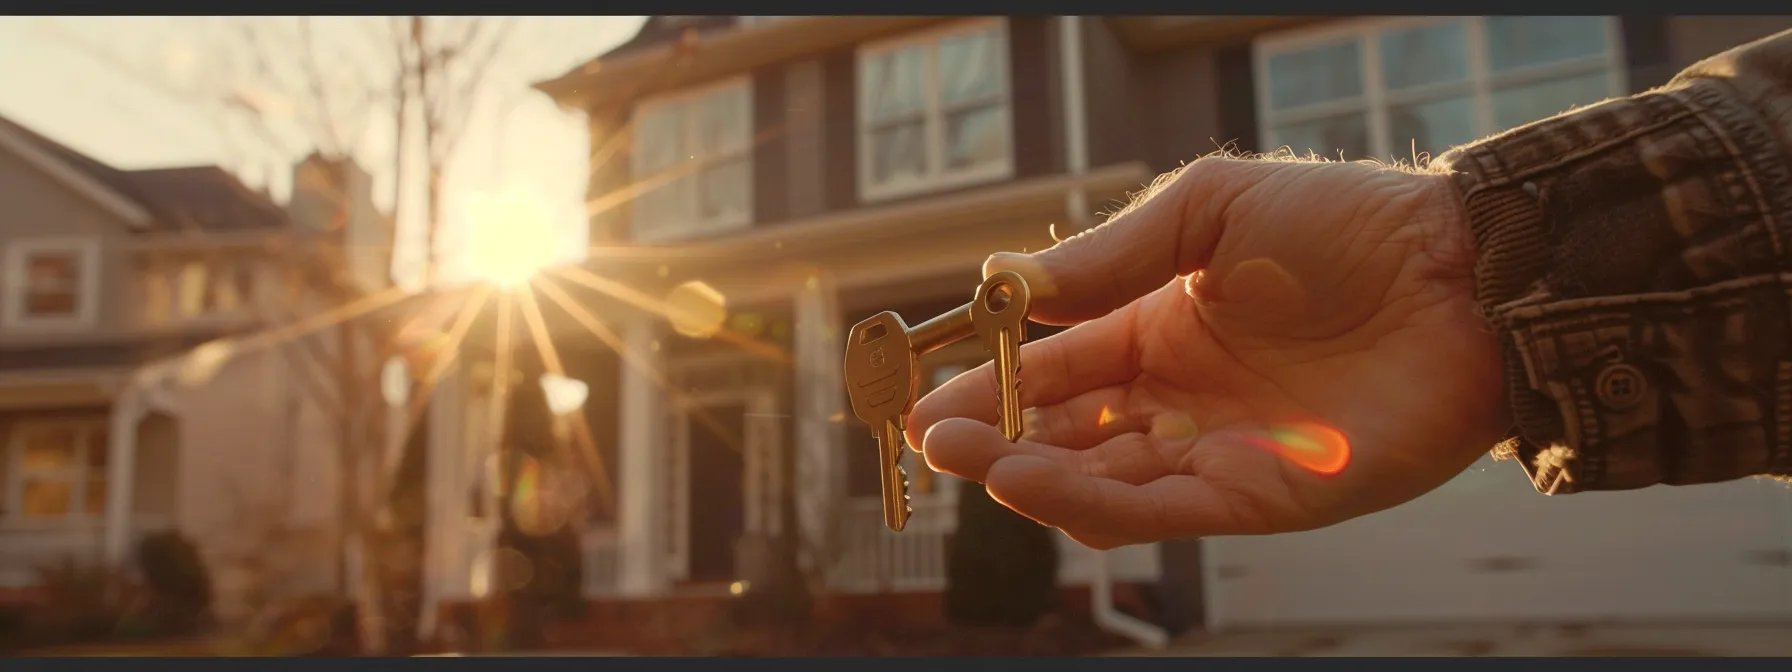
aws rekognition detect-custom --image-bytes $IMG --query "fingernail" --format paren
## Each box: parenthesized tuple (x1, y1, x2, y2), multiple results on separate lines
(984, 252, 1059, 299)
(1150, 411, 1201, 442)
(1020, 408, 1045, 440)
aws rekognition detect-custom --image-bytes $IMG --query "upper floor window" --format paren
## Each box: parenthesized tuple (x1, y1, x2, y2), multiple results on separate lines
(630, 78, 754, 242)
(1254, 17, 1623, 161)
(3, 418, 109, 521)
(2, 237, 99, 330)
(142, 259, 254, 325)
(857, 18, 1014, 203)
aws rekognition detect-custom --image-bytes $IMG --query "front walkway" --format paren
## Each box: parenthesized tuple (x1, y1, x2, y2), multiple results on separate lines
(1110, 623, 1792, 657)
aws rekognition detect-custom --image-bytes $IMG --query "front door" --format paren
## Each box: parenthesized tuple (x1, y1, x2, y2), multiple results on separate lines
(683, 401, 746, 584)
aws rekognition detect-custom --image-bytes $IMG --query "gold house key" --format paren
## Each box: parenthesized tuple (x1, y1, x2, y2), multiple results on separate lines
(844, 270, 1034, 532)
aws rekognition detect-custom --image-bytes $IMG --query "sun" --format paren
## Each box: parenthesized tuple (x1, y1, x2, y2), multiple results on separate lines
(463, 187, 564, 288)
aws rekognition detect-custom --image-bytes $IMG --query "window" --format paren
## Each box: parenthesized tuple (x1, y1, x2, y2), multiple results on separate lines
(141, 259, 255, 325)
(3, 237, 100, 328)
(857, 19, 1013, 202)
(1254, 17, 1623, 161)
(4, 419, 109, 521)
(630, 78, 753, 242)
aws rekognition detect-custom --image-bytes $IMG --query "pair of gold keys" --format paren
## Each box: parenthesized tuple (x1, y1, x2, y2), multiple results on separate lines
(843, 271, 1032, 532)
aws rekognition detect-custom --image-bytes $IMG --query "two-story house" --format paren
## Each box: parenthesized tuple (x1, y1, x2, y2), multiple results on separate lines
(0, 113, 395, 623)
(416, 15, 1792, 643)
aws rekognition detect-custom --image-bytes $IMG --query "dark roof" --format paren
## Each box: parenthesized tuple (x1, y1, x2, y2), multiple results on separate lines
(0, 112, 289, 233)
(590, 16, 744, 62)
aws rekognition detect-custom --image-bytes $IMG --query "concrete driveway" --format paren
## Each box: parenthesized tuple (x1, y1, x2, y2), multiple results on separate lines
(1109, 624, 1792, 657)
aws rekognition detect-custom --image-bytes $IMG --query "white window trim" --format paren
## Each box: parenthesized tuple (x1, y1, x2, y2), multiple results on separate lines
(629, 75, 755, 244)
(3, 416, 109, 526)
(1252, 16, 1628, 161)
(2, 236, 102, 331)
(856, 17, 1017, 204)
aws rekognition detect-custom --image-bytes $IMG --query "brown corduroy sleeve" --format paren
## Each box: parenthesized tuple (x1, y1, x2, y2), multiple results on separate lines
(1436, 29, 1792, 494)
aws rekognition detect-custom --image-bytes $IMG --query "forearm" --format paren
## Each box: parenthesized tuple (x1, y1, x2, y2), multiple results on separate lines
(1437, 29, 1792, 493)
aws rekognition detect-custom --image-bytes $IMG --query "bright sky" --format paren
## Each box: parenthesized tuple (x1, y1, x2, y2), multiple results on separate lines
(0, 16, 646, 288)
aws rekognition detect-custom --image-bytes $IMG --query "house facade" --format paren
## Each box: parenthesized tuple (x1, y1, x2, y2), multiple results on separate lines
(0, 114, 393, 623)
(418, 15, 1792, 640)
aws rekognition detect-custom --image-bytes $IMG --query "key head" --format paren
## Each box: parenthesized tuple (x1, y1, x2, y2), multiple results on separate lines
(970, 270, 1031, 355)
(844, 311, 920, 427)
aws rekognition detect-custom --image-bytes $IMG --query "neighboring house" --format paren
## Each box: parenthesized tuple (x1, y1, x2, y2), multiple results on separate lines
(0, 113, 393, 623)
(416, 15, 1792, 641)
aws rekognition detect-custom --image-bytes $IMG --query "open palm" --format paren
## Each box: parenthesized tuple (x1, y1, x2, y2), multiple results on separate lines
(906, 157, 1512, 549)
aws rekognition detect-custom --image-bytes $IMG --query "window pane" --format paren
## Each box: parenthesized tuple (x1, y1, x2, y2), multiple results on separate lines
(22, 479, 73, 516)
(1270, 114, 1370, 160)
(1266, 40, 1363, 110)
(1492, 72, 1611, 131)
(1388, 95, 1476, 159)
(23, 427, 78, 470)
(697, 158, 750, 224)
(84, 478, 107, 515)
(1379, 21, 1469, 90)
(1485, 17, 1609, 73)
(861, 45, 926, 123)
(143, 269, 173, 324)
(939, 27, 1005, 106)
(692, 86, 750, 157)
(26, 253, 77, 291)
(868, 121, 927, 186)
(178, 262, 208, 316)
(943, 105, 1009, 171)
(635, 176, 693, 230)
(633, 104, 684, 174)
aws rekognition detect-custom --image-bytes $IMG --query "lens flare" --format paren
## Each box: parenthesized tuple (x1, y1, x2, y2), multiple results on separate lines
(1239, 421, 1351, 476)
(1097, 405, 1120, 427)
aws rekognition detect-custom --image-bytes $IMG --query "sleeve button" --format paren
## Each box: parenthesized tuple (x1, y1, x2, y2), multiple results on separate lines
(1595, 364, 1648, 410)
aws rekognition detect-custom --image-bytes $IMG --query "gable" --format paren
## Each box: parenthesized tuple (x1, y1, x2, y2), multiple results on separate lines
(0, 119, 151, 230)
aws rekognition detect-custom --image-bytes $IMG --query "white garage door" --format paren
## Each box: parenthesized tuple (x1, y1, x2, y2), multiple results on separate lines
(1205, 454, 1792, 628)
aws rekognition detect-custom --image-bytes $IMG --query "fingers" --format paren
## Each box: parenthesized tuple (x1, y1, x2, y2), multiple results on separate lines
(904, 307, 1141, 449)
(984, 157, 1260, 324)
(984, 456, 1243, 549)
(923, 418, 1175, 486)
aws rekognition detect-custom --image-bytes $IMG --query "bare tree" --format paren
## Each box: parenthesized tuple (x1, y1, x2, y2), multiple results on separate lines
(45, 16, 521, 654)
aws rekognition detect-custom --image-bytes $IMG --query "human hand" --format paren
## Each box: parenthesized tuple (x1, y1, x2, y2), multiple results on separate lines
(905, 156, 1512, 549)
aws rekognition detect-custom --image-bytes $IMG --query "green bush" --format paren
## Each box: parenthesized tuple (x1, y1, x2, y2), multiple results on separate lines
(944, 483, 1060, 627)
(135, 531, 213, 634)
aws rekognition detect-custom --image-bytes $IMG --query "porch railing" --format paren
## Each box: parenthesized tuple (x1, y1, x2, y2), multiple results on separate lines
(827, 496, 957, 593)
(581, 530, 621, 597)
(0, 517, 173, 588)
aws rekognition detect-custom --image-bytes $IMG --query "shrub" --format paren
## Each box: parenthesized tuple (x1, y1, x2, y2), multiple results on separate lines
(943, 484, 1060, 627)
(135, 531, 213, 635)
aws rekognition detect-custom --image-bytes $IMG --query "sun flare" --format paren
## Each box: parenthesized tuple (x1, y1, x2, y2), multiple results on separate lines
(464, 187, 564, 288)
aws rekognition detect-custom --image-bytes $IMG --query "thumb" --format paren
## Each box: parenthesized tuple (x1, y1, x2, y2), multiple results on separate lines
(984, 157, 1260, 324)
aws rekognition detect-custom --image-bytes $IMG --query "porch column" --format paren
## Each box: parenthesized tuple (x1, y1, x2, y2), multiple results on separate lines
(419, 360, 467, 640)
(616, 317, 668, 597)
(792, 273, 846, 577)
(103, 386, 149, 567)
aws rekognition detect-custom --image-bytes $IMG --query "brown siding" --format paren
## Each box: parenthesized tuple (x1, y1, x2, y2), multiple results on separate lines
(751, 66, 788, 226)
(1082, 18, 1141, 171)
(1666, 17, 1792, 70)
(1620, 17, 1674, 94)
(1009, 16, 1063, 180)
(1131, 45, 1227, 176)
(821, 48, 858, 213)
(1212, 42, 1258, 157)
(783, 59, 828, 221)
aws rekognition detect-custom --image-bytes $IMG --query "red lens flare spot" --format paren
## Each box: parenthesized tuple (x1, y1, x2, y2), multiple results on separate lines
(1240, 422, 1351, 476)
